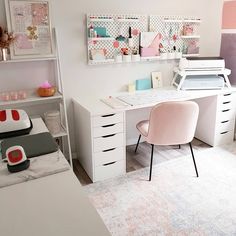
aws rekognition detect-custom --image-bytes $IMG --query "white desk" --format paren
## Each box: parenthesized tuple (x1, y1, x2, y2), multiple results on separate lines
(73, 86, 236, 182)
(0, 170, 111, 236)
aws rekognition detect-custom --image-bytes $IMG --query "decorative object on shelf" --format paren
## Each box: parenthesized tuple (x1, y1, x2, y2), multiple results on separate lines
(128, 26, 133, 47)
(0, 26, 14, 61)
(187, 40, 199, 54)
(0, 90, 27, 101)
(5, 0, 53, 59)
(90, 49, 106, 61)
(140, 32, 162, 57)
(182, 24, 194, 36)
(37, 81, 56, 97)
(151, 71, 163, 88)
(44, 110, 61, 135)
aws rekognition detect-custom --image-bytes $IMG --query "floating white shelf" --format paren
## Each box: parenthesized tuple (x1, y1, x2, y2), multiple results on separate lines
(0, 90, 63, 106)
(182, 53, 200, 57)
(140, 56, 160, 61)
(88, 37, 115, 41)
(116, 18, 139, 23)
(183, 19, 201, 23)
(88, 59, 115, 65)
(162, 19, 182, 23)
(89, 18, 114, 22)
(181, 35, 200, 39)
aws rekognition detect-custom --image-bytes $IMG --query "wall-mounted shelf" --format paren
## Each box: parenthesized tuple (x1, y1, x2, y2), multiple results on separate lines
(162, 19, 183, 23)
(88, 37, 115, 41)
(87, 14, 201, 65)
(183, 19, 201, 23)
(180, 35, 200, 39)
(182, 53, 200, 57)
(89, 18, 114, 22)
(116, 18, 139, 23)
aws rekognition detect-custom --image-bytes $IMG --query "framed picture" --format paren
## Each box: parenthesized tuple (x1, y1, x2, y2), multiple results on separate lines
(5, 0, 54, 59)
(151, 71, 163, 88)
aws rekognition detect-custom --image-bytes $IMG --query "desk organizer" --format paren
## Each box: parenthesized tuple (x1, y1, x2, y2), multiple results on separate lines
(87, 14, 201, 65)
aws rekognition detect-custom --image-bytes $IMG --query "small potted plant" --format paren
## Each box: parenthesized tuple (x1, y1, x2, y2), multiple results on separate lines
(0, 26, 15, 61)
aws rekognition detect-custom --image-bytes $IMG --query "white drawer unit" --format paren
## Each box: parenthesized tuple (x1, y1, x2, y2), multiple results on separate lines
(73, 100, 126, 183)
(194, 92, 236, 146)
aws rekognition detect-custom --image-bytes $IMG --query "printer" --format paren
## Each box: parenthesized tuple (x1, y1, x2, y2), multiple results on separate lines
(173, 57, 231, 90)
(179, 57, 225, 71)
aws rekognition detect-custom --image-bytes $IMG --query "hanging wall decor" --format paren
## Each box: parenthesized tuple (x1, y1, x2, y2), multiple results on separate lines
(5, 0, 54, 59)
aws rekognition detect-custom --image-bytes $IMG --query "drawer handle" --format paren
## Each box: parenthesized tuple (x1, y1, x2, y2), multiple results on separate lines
(102, 134, 116, 138)
(103, 148, 116, 152)
(101, 114, 115, 117)
(223, 101, 231, 105)
(223, 93, 232, 96)
(102, 124, 115, 128)
(220, 131, 228, 135)
(222, 109, 230, 112)
(221, 120, 229, 123)
(103, 161, 116, 166)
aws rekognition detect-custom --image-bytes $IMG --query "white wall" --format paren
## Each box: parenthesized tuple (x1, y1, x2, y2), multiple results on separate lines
(0, 0, 224, 154)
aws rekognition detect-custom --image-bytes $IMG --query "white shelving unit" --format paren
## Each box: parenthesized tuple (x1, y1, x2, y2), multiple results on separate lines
(0, 29, 73, 168)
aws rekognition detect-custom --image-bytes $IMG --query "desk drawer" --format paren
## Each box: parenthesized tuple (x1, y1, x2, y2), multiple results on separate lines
(216, 108, 235, 122)
(94, 160, 125, 182)
(93, 133, 124, 152)
(214, 130, 234, 146)
(94, 147, 124, 166)
(93, 123, 124, 138)
(216, 119, 235, 133)
(218, 93, 233, 105)
(93, 112, 123, 127)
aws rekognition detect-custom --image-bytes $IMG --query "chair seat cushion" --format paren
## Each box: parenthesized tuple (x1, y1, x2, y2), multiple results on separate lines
(136, 120, 149, 137)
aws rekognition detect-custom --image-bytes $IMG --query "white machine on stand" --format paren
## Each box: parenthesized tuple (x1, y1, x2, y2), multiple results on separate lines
(172, 57, 231, 91)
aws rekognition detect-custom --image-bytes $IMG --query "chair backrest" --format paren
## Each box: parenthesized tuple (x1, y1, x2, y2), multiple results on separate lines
(146, 101, 199, 145)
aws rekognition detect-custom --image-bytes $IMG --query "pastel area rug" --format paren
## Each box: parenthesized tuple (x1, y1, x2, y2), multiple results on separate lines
(84, 144, 236, 236)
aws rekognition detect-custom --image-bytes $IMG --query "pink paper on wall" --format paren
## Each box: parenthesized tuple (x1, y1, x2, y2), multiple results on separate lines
(222, 1, 236, 29)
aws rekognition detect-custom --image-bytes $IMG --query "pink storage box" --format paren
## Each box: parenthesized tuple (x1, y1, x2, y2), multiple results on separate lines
(141, 48, 158, 57)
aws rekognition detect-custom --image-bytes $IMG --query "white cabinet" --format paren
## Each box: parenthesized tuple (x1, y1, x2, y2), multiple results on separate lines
(0, 30, 72, 167)
(194, 92, 236, 146)
(73, 100, 126, 182)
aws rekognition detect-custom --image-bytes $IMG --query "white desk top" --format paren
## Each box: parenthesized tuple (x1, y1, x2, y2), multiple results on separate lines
(0, 170, 111, 236)
(73, 86, 236, 116)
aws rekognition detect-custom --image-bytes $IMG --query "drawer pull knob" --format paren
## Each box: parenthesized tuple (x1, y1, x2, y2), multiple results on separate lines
(102, 134, 115, 138)
(101, 114, 115, 117)
(221, 120, 229, 123)
(220, 131, 228, 135)
(222, 109, 230, 112)
(223, 101, 231, 104)
(103, 161, 116, 166)
(103, 148, 116, 152)
(223, 93, 232, 96)
(102, 124, 115, 128)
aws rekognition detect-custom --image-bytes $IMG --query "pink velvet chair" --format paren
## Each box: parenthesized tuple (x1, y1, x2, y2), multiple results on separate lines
(135, 101, 199, 181)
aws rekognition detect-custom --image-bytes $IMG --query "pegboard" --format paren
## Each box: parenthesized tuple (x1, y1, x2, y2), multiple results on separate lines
(87, 14, 148, 65)
(86, 14, 201, 65)
(149, 15, 201, 57)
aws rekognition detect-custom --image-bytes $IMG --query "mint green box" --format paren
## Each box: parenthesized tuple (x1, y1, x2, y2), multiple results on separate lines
(136, 78, 152, 90)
